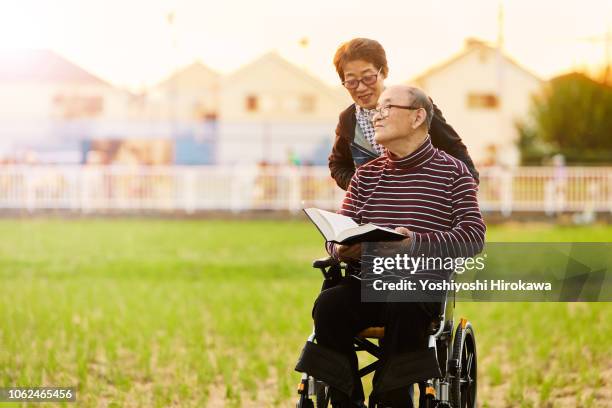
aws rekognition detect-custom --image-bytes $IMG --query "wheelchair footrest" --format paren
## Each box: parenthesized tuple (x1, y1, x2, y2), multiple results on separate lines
(294, 341, 354, 397)
(373, 348, 442, 397)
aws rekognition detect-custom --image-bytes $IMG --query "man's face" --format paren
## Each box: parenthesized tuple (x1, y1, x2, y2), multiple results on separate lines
(342, 59, 385, 109)
(372, 87, 414, 147)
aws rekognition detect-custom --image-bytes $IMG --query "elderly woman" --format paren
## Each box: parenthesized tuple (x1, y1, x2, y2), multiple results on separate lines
(329, 38, 478, 189)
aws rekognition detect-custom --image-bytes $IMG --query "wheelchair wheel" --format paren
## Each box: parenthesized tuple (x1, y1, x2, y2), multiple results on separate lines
(296, 393, 314, 408)
(450, 320, 477, 408)
(314, 380, 330, 407)
(295, 379, 329, 408)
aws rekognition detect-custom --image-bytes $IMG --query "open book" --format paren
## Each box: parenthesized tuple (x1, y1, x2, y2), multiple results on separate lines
(304, 208, 406, 245)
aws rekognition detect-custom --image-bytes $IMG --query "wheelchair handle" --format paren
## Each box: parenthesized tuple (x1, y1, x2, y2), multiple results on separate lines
(312, 256, 339, 269)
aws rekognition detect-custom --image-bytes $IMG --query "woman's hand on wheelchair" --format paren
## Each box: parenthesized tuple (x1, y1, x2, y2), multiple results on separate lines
(336, 243, 362, 262)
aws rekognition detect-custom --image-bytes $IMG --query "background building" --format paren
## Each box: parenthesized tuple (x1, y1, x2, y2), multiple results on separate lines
(0, 42, 563, 168)
(411, 39, 543, 167)
(151, 61, 220, 122)
(0, 49, 133, 163)
(217, 52, 349, 165)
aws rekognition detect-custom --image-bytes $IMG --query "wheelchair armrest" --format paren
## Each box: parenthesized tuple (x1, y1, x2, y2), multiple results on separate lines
(312, 256, 339, 269)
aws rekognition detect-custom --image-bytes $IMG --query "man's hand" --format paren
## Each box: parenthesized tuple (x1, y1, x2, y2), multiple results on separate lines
(395, 227, 413, 244)
(336, 243, 362, 262)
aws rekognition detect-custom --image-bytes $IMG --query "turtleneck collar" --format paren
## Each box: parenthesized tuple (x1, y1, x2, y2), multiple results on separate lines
(386, 135, 435, 169)
(355, 104, 373, 115)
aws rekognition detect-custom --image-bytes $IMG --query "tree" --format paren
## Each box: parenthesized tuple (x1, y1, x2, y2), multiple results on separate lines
(518, 72, 612, 164)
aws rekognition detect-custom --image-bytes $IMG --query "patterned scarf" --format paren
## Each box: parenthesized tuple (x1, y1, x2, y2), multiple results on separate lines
(356, 106, 384, 155)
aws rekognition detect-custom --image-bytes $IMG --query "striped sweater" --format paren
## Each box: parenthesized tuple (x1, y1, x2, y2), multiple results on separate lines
(328, 136, 485, 260)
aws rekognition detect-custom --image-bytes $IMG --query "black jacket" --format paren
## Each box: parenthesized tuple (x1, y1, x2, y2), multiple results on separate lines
(328, 103, 479, 190)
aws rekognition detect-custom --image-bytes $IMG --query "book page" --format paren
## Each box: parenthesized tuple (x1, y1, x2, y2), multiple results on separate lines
(317, 209, 358, 237)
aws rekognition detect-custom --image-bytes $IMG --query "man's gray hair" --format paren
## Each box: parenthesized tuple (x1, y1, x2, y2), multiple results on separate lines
(406, 86, 434, 130)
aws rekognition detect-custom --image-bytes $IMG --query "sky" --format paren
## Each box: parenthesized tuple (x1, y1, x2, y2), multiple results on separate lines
(1, 0, 610, 90)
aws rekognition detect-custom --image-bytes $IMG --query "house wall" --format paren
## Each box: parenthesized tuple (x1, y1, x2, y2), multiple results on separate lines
(414, 47, 542, 166)
(216, 122, 334, 165)
(0, 81, 135, 155)
(152, 64, 219, 121)
(215, 54, 349, 165)
(218, 54, 348, 123)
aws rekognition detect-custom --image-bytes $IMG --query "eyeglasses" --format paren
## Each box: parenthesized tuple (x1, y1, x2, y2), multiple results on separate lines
(342, 68, 382, 90)
(368, 104, 422, 121)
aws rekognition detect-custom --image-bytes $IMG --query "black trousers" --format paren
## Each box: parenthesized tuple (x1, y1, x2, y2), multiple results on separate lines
(312, 276, 435, 407)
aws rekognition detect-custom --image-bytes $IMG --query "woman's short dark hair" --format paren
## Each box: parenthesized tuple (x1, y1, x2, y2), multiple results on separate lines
(333, 38, 388, 81)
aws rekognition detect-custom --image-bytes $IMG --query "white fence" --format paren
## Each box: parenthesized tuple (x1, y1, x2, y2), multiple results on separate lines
(0, 165, 611, 215)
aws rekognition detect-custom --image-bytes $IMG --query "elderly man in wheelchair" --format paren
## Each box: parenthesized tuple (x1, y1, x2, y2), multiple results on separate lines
(295, 85, 485, 408)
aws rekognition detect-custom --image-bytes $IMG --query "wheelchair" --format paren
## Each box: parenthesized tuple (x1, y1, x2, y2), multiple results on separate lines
(295, 257, 477, 408)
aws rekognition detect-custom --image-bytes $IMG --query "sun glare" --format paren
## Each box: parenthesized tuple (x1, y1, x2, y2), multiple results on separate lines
(0, 3, 51, 49)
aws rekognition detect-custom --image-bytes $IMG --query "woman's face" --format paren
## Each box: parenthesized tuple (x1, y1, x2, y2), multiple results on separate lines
(342, 59, 385, 109)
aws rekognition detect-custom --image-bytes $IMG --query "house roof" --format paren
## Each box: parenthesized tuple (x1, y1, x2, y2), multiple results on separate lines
(156, 61, 219, 90)
(410, 38, 542, 85)
(224, 51, 345, 102)
(0, 49, 111, 85)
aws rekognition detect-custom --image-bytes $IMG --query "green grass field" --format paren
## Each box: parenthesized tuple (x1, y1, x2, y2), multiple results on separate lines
(0, 219, 610, 407)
